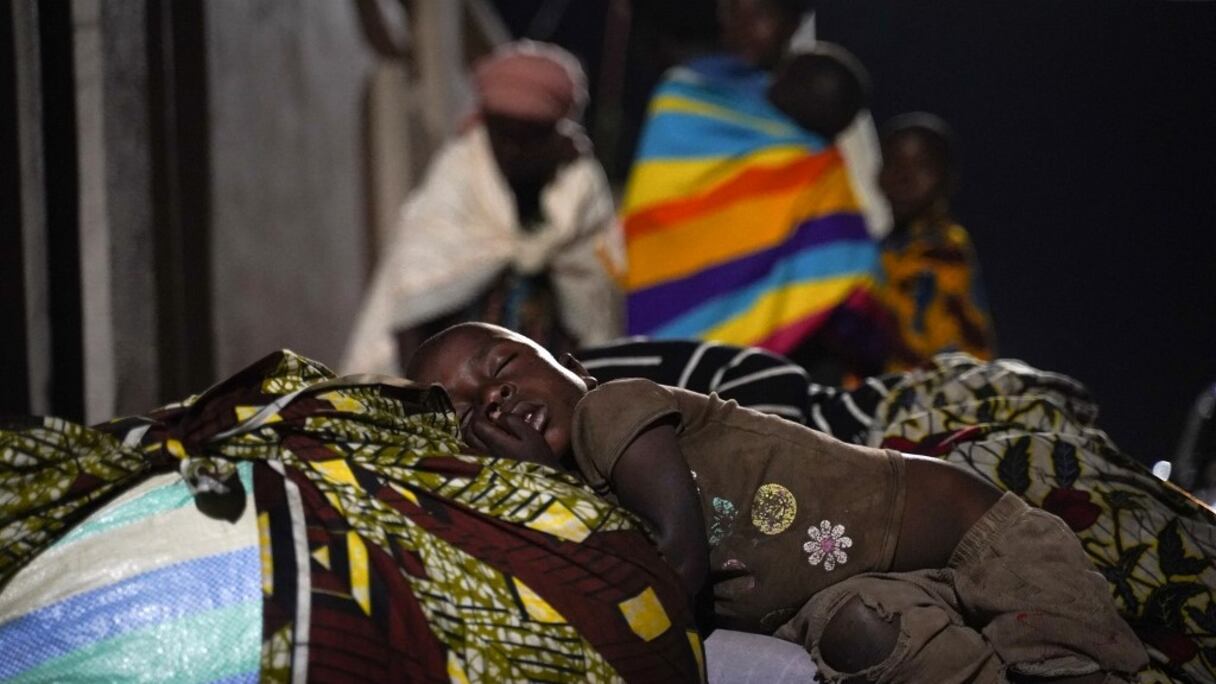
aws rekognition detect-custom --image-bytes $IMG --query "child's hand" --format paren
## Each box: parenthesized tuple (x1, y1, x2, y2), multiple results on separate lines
(468, 411, 557, 467)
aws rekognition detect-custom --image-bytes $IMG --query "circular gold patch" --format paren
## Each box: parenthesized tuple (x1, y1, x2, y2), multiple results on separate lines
(751, 483, 797, 535)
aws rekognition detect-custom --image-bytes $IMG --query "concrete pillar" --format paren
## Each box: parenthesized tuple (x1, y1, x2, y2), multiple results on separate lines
(205, 0, 376, 375)
(72, 0, 115, 422)
(100, 0, 160, 414)
(70, 0, 162, 421)
(11, 0, 51, 415)
(412, 0, 468, 145)
(366, 61, 414, 261)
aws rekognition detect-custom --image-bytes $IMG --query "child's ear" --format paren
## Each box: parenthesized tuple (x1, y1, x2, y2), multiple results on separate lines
(561, 353, 598, 389)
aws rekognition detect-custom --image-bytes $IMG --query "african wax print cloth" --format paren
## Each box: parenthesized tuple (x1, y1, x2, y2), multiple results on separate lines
(879, 219, 996, 368)
(871, 354, 1216, 684)
(0, 351, 704, 683)
(620, 54, 885, 362)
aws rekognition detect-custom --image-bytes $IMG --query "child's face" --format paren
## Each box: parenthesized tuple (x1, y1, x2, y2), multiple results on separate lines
(409, 324, 592, 465)
(880, 131, 949, 225)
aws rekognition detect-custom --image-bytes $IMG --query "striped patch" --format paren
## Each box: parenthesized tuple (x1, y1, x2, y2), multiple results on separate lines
(0, 546, 261, 680)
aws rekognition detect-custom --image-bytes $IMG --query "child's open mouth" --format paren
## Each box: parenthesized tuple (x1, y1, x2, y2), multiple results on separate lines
(514, 403, 548, 434)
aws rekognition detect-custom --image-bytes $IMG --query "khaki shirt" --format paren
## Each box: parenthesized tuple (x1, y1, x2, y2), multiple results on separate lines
(572, 378, 906, 632)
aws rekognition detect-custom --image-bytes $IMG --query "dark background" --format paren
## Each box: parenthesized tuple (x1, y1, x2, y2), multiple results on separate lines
(814, 1, 1216, 462)
(495, 0, 1216, 462)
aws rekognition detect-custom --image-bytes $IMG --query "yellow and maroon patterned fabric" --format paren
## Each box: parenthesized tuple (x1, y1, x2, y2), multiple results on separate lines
(0, 351, 704, 683)
(878, 219, 995, 368)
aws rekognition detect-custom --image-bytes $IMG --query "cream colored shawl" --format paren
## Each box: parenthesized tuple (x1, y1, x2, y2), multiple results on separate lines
(342, 125, 624, 375)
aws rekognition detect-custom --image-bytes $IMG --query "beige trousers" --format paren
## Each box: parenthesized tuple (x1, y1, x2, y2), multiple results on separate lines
(775, 494, 1147, 683)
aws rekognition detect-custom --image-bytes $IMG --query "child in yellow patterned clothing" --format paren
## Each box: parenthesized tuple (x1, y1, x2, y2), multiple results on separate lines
(408, 322, 1145, 683)
(879, 113, 997, 369)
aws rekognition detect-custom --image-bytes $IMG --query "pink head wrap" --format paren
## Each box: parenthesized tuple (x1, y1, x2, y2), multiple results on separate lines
(472, 40, 588, 123)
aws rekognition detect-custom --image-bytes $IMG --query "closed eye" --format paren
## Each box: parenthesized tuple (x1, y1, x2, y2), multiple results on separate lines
(494, 353, 517, 377)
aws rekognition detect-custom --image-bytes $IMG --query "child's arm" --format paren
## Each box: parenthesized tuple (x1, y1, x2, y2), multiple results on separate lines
(893, 454, 1003, 571)
(473, 409, 709, 597)
(610, 419, 709, 598)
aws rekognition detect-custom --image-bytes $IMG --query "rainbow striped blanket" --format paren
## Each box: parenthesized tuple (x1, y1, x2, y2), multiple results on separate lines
(622, 55, 880, 355)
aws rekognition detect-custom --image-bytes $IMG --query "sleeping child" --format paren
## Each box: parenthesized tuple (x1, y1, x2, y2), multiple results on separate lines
(407, 322, 1147, 683)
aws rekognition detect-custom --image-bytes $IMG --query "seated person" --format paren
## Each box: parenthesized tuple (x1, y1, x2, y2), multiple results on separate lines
(878, 113, 997, 368)
(408, 322, 1147, 683)
(342, 40, 624, 377)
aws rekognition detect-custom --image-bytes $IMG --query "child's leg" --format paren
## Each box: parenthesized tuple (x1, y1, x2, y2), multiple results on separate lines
(773, 569, 1004, 683)
(949, 492, 1147, 679)
(774, 494, 1148, 683)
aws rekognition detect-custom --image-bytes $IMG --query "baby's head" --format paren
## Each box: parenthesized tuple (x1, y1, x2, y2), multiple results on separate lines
(406, 323, 596, 465)
(879, 113, 957, 226)
(768, 43, 870, 141)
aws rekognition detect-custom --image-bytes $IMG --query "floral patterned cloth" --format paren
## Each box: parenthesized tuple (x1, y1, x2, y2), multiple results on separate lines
(871, 354, 1216, 684)
(0, 351, 703, 683)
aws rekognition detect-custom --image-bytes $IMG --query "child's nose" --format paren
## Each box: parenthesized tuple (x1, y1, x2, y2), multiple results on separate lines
(481, 383, 513, 420)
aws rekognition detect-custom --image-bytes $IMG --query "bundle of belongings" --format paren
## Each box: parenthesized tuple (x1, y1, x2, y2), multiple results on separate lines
(0, 352, 704, 682)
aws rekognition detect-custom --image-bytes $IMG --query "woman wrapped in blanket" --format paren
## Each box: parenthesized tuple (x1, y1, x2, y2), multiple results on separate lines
(581, 339, 1216, 684)
(621, 0, 895, 384)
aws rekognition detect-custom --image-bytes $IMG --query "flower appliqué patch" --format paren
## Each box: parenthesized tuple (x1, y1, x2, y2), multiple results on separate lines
(708, 497, 738, 547)
(804, 520, 852, 571)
